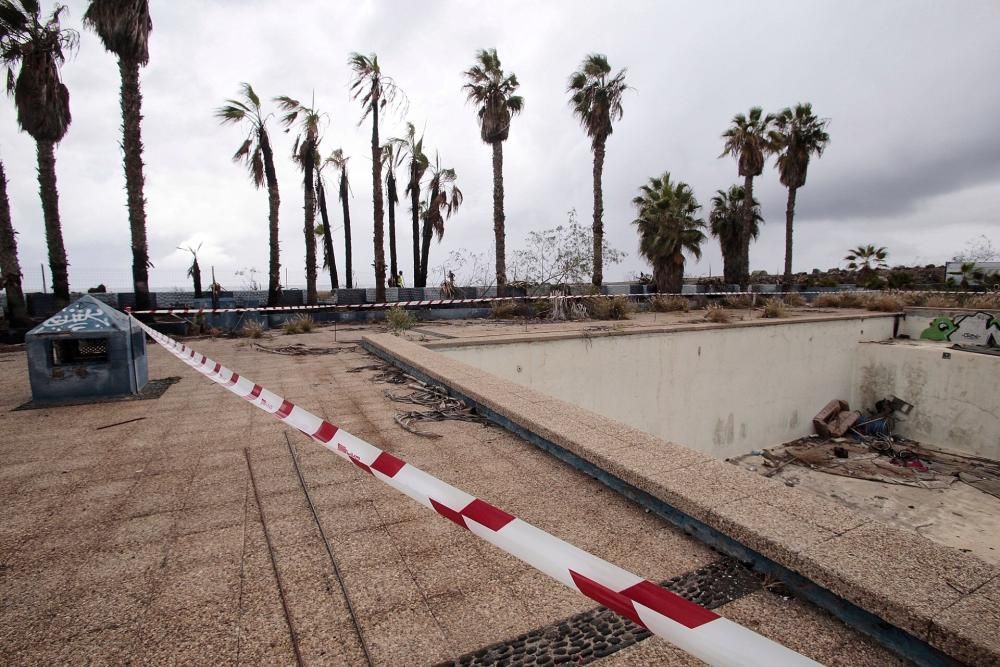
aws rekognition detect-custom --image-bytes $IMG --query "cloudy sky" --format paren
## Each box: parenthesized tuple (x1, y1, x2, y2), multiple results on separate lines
(2, 0, 998, 292)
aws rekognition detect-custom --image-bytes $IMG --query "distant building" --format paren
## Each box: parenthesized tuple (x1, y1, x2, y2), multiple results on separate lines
(945, 261, 1000, 287)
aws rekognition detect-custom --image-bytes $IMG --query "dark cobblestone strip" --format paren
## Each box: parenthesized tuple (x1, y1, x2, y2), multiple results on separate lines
(437, 557, 763, 666)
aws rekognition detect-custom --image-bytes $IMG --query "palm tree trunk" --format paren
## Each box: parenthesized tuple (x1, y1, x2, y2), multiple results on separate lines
(0, 158, 28, 326)
(371, 93, 386, 301)
(191, 260, 202, 298)
(667, 254, 685, 294)
(741, 174, 754, 289)
(591, 140, 606, 290)
(260, 129, 281, 306)
(410, 163, 421, 287)
(420, 190, 437, 288)
(303, 140, 318, 305)
(119, 58, 151, 311)
(492, 141, 507, 297)
(36, 140, 69, 307)
(782, 186, 797, 292)
(317, 179, 339, 289)
(387, 172, 398, 284)
(341, 174, 353, 289)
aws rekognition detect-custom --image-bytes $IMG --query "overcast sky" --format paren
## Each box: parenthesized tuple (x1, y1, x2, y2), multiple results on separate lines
(1, 0, 998, 292)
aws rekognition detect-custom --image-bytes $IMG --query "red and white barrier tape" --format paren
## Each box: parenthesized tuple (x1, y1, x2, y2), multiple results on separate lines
(132, 314, 818, 666)
(128, 289, 887, 316)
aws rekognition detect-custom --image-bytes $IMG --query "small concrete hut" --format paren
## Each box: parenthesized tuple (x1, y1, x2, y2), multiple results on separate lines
(25, 295, 147, 403)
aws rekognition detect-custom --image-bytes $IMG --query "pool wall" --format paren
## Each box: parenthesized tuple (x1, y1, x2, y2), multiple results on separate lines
(437, 316, 897, 458)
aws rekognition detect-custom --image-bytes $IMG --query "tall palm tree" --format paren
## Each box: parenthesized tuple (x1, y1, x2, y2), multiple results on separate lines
(83, 0, 153, 309)
(0, 0, 76, 307)
(770, 103, 830, 290)
(327, 148, 353, 289)
(348, 52, 402, 302)
(720, 106, 775, 288)
(463, 48, 523, 297)
(216, 83, 282, 306)
(315, 154, 339, 290)
(420, 153, 462, 287)
(568, 54, 628, 290)
(0, 154, 28, 325)
(389, 122, 428, 286)
(275, 95, 323, 304)
(381, 141, 404, 284)
(632, 173, 706, 294)
(708, 185, 762, 287)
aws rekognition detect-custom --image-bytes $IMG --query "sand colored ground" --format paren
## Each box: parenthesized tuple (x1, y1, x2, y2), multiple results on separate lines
(1, 321, 904, 665)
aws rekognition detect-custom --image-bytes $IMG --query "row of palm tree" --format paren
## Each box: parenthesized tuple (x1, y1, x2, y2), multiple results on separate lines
(720, 104, 830, 289)
(0, 0, 153, 316)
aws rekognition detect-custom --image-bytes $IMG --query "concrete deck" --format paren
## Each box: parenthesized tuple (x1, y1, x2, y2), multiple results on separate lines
(364, 321, 1000, 666)
(0, 324, 905, 665)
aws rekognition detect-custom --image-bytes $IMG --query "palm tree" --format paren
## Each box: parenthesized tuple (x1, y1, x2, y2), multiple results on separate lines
(420, 153, 462, 287)
(632, 173, 706, 294)
(0, 155, 28, 325)
(315, 155, 339, 290)
(389, 122, 429, 286)
(709, 185, 762, 287)
(178, 243, 202, 298)
(327, 148, 353, 289)
(83, 0, 153, 309)
(275, 95, 322, 304)
(216, 83, 282, 306)
(382, 141, 404, 285)
(463, 48, 523, 297)
(720, 106, 775, 288)
(0, 0, 76, 307)
(348, 52, 402, 302)
(770, 103, 830, 290)
(845, 245, 888, 276)
(568, 54, 628, 289)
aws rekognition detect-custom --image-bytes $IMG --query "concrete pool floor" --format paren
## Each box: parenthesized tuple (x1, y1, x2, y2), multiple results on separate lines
(0, 323, 908, 665)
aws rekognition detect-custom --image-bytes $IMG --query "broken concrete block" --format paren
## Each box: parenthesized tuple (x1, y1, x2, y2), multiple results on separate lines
(813, 399, 849, 437)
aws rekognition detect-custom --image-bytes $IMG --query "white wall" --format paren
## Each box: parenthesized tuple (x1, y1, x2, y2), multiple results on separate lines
(852, 342, 1000, 460)
(440, 317, 896, 458)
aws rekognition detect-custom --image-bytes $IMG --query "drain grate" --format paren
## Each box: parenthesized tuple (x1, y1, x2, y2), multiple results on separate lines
(438, 557, 762, 666)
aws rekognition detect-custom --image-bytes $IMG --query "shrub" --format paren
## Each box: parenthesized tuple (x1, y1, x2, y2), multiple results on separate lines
(838, 293, 865, 308)
(386, 306, 416, 331)
(586, 296, 633, 320)
(491, 300, 521, 319)
(207, 327, 225, 338)
(782, 292, 806, 307)
(864, 295, 903, 312)
(704, 304, 731, 323)
(282, 315, 314, 334)
(531, 299, 553, 319)
(241, 320, 265, 339)
(813, 293, 841, 308)
(762, 299, 787, 318)
(650, 295, 689, 312)
(721, 295, 754, 309)
(886, 270, 914, 289)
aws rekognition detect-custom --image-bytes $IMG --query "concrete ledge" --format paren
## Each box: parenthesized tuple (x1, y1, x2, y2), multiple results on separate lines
(363, 333, 1000, 666)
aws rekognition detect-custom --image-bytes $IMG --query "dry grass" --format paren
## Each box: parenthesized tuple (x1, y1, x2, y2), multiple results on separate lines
(704, 304, 732, 323)
(812, 292, 865, 308)
(650, 295, 689, 312)
(762, 299, 787, 318)
(838, 293, 865, 308)
(586, 296, 633, 320)
(491, 300, 521, 319)
(864, 295, 904, 312)
(783, 292, 806, 307)
(282, 315, 314, 334)
(721, 295, 754, 309)
(240, 320, 265, 339)
(967, 293, 1000, 310)
(386, 306, 416, 331)
(812, 293, 841, 308)
(206, 327, 225, 338)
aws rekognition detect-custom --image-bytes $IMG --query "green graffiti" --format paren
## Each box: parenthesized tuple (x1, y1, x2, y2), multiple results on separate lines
(920, 316, 959, 341)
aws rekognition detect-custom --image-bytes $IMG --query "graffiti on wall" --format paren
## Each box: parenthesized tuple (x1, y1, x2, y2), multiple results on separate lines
(920, 311, 999, 346)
